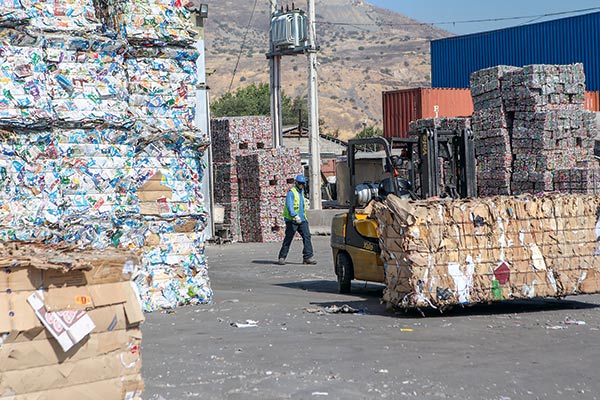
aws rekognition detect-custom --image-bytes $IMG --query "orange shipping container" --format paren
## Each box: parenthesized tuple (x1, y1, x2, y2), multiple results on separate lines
(383, 88, 473, 138)
(585, 91, 600, 111)
(384, 89, 600, 139)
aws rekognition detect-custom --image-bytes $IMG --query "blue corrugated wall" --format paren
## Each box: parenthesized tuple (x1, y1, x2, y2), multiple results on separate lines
(431, 12, 600, 90)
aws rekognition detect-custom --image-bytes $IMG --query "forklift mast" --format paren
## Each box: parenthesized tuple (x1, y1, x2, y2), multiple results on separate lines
(409, 127, 476, 199)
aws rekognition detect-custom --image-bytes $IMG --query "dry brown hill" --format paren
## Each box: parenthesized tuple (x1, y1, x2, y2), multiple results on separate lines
(203, 0, 451, 140)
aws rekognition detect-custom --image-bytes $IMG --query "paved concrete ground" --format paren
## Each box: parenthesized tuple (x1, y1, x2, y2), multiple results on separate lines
(142, 236, 600, 400)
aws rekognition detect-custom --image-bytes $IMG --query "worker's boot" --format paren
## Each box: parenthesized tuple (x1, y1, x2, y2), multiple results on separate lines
(303, 257, 317, 265)
(278, 258, 286, 265)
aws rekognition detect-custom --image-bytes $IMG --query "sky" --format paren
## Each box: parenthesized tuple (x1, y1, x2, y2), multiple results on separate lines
(367, 0, 600, 35)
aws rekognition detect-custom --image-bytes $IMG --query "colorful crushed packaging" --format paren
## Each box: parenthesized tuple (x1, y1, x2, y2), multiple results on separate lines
(0, 1, 29, 26)
(44, 34, 132, 128)
(20, 0, 102, 33)
(133, 135, 210, 311)
(0, 29, 54, 128)
(96, 0, 197, 46)
(127, 47, 200, 136)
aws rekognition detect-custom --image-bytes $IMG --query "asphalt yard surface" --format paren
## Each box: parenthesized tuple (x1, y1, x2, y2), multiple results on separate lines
(142, 236, 600, 400)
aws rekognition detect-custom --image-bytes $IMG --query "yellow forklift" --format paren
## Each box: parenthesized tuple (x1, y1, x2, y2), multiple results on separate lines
(330, 129, 476, 293)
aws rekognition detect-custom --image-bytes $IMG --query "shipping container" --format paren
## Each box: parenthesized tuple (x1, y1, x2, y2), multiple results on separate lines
(431, 12, 600, 91)
(384, 89, 600, 139)
(585, 91, 600, 112)
(382, 88, 473, 138)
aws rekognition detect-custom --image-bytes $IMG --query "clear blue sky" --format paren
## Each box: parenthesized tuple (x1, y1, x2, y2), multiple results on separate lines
(368, 0, 600, 35)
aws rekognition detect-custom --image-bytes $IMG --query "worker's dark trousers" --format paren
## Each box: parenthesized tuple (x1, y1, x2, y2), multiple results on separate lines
(278, 221, 314, 261)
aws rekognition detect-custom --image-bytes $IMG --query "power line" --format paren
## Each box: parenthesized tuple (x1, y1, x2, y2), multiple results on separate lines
(315, 7, 600, 28)
(228, 0, 259, 93)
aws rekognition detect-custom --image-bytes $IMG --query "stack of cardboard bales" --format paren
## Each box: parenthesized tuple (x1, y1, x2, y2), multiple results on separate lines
(0, 242, 144, 398)
(211, 116, 302, 243)
(470, 64, 600, 195)
(211, 117, 273, 241)
(373, 194, 600, 309)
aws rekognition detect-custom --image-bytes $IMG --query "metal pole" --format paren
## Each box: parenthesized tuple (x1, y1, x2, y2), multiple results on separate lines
(307, 0, 322, 209)
(195, 14, 214, 239)
(269, 1, 283, 148)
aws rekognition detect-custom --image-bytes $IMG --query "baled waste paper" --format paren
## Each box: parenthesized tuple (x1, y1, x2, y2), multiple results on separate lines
(373, 194, 600, 309)
(0, 242, 144, 399)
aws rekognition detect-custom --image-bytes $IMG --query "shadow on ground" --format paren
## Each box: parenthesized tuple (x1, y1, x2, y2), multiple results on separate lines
(275, 280, 385, 296)
(277, 279, 600, 319)
(252, 259, 307, 266)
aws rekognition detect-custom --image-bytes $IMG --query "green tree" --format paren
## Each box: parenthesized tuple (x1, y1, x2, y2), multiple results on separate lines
(211, 83, 308, 126)
(354, 125, 383, 151)
(354, 125, 383, 139)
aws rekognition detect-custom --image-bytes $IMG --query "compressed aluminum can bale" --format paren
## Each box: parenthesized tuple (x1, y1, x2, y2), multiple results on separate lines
(210, 117, 273, 164)
(408, 117, 471, 133)
(237, 147, 302, 243)
(373, 194, 600, 309)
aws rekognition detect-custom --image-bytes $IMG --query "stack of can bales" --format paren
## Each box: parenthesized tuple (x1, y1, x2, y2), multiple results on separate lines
(470, 64, 600, 195)
(210, 117, 273, 242)
(0, 243, 144, 399)
(237, 148, 301, 242)
(99, 0, 212, 311)
(373, 194, 600, 309)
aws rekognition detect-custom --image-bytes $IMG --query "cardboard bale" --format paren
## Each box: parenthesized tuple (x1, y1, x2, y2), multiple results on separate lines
(0, 242, 144, 399)
(373, 194, 600, 309)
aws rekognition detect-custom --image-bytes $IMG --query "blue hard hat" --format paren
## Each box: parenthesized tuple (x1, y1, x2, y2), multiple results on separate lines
(295, 174, 307, 184)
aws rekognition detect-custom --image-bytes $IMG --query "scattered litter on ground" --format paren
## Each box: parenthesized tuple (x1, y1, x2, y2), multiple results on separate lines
(564, 318, 586, 326)
(304, 304, 363, 315)
(230, 320, 259, 328)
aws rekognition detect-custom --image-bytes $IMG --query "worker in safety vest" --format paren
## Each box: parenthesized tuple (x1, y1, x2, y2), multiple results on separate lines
(278, 174, 317, 265)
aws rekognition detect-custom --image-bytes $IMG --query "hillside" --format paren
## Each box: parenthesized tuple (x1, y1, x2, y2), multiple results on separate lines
(203, 0, 451, 139)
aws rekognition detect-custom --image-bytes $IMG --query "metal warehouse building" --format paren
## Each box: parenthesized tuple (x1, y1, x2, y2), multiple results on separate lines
(431, 12, 600, 91)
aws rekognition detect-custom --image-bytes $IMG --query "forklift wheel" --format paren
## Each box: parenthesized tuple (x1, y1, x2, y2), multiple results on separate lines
(336, 252, 353, 294)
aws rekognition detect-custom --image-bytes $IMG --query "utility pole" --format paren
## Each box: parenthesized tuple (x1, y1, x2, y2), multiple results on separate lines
(191, 4, 214, 239)
(307, 0, 322, 209)
(269, 0, 283, 148)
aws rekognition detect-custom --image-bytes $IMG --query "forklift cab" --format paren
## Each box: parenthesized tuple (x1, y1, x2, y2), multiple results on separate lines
(330, 137, 413, 293)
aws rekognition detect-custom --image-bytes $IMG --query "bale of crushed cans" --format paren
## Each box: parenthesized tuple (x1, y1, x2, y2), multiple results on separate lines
(211, 116, 273, 241)
(0, 0, 213, 312)
(470, 63, 600, 196)
(237, 147, 302, 242)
